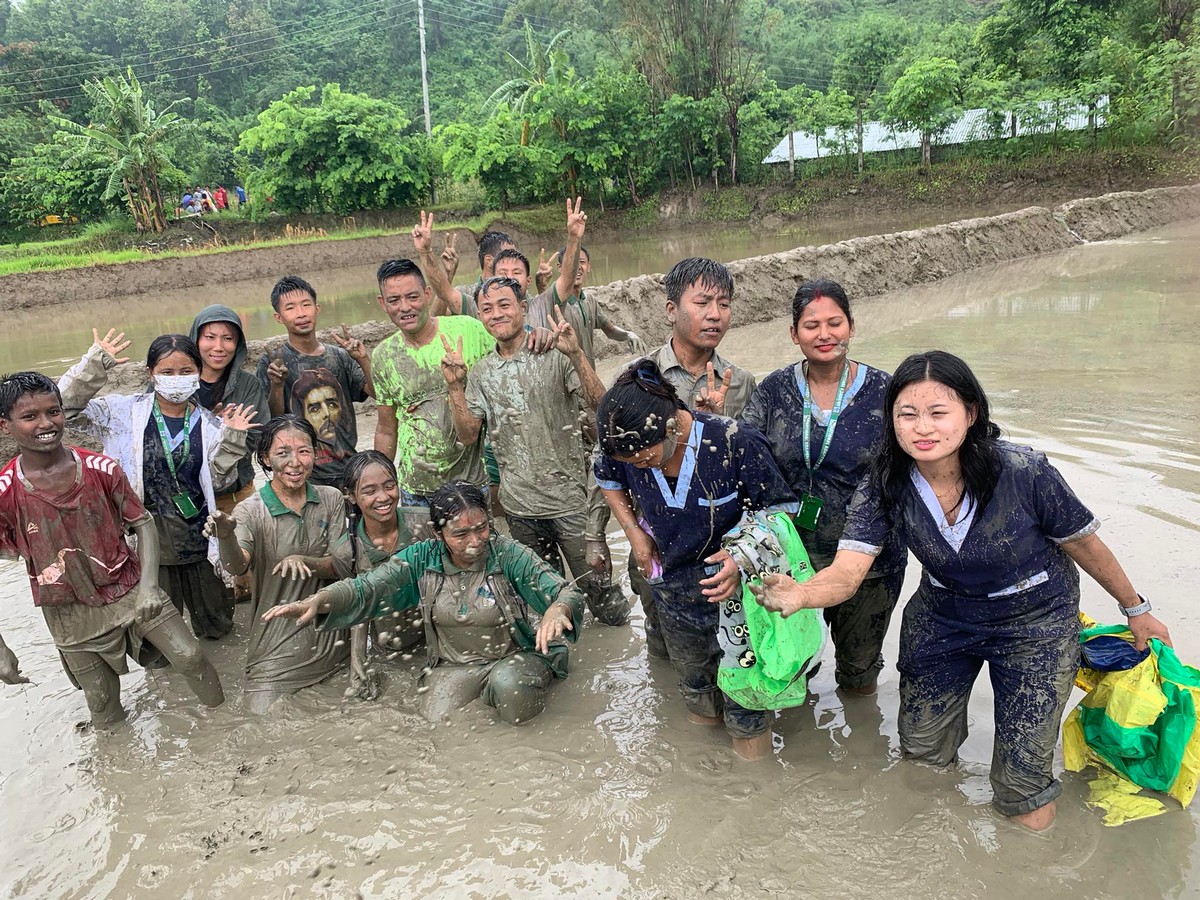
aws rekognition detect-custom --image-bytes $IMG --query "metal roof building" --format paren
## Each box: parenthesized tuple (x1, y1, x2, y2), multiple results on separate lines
(763, 98, 1108, 164)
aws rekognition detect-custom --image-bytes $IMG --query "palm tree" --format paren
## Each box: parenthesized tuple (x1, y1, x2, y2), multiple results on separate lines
(482, 22, 572, 146)
(53, 68, 184, 233)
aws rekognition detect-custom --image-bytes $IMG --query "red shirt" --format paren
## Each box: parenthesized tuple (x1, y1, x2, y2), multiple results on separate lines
(0, 448, 150, 608)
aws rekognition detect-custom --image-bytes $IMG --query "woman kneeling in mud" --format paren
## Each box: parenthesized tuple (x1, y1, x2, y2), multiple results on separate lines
(206, 415, 350, 712)
(262, 480, 583, 725)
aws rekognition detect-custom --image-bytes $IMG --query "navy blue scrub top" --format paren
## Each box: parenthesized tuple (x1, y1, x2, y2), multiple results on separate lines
(595, 411, 798, 573)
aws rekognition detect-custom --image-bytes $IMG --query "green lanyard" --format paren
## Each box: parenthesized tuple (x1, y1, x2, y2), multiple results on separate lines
(151, 401, 192, 486)
(800, 361, 851, 489)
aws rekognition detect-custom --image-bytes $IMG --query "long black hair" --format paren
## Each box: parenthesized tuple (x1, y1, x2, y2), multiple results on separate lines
(146, 334, 203, 371)
(341, 450, 399, 572)
(428, 480, 488, 536)
(595, 358, 687, 458)
(255, 414, 318, 476)
(872, 350, 1002, 515)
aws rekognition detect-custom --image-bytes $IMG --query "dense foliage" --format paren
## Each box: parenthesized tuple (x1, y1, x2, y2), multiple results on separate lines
(0, 0, 1195, 229)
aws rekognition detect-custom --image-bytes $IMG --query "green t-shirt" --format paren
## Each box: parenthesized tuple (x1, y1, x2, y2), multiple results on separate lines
(371, 316, 494, 496)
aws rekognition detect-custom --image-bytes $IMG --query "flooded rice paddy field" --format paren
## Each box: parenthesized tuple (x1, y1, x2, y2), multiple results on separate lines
(1, 221, 1198, 898)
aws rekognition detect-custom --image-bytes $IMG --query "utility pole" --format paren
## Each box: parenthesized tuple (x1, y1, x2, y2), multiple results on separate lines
(417, 0, 435, 203)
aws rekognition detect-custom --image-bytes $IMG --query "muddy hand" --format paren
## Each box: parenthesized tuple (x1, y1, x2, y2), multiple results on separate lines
(333, 323, 367, 362)
(1129, 612, 1173, 651)
(441, 231, 459, 277)
(695, 364, 733, 415)
(535, 247, 552, 289)
(261, 594, 325, 626)
(700, 549, 740, 602)
(132, 585, 167, 624)
(0, 644, 31, 685)
(748, 573, 807, 618)
(93, 328, 132, 364)
(412, 209, 434, 253)
(272, 555, 313, 580)
(566, 196, 587, 239)
(525, 325, 557, 354)
(586, 537, 612, 581)
(625, 331, 647, 356)
(267, 348, 288, 386)
(550, 306, 580, 356)
(536, 604, 574, 653)
(439, 334, 467, 386)
(221, 403, 259, 431)
(203, 510, 238, 540)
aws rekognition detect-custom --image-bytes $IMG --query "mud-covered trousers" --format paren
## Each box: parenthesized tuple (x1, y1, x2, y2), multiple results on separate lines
(417, 653, 556, 725)
(897, 580, 1081, 817)
(651, 562, 768, 738)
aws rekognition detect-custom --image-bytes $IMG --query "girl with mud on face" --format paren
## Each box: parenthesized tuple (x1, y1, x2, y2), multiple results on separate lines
(751, 349, 1175, 832)
(205, 415, 352, 714)
(56, 329, 259, 640)
(328, 451, 428, 699)
(739, 279, 904, 698)
(262, 479, 587, 726)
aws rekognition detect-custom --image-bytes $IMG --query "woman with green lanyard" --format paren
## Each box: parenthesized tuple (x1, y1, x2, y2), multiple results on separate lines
(58, 331, 258, 639)
(740, 280, 905, 695)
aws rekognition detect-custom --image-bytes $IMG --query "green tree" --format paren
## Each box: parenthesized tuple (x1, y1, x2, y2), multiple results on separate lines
(51, 68, 184, 232)
(482, 22, 574, 146)
(1, 137, 114, 225)
(833, 13, 910, 174)
(883, 56, 963, 171)
(236, 84, 432, 215)
(439, 110, 555, 210)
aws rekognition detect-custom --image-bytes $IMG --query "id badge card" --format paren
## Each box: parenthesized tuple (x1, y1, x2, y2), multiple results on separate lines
(796, 493, 824, 531)
(172, 491, 201, 520)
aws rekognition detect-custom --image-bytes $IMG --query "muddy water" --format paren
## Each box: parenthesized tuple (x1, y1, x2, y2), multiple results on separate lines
(0, 205, 1017, 377)
(2, 221, 1199, 899)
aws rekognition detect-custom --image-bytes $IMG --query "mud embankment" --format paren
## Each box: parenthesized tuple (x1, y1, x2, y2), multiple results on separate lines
(584, 185, 1200, 348)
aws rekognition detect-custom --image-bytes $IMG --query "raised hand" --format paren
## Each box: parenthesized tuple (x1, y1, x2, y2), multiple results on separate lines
(93, 328, 132, 364)
(221, 403, 259, 431)
(266, 347, 288, 387)
(525, 326, 557, 355)
(550, 306, 580, 357)
(441, 231, 459, 280)
(694, 364, 734, 415)
(565, 196, 587, 240)
(203, 509, 238, 540)
(272, 555, 313, 580)
(412, 209, 434, 254)
(439, 334, 467, 387)
(535, 247, 552, 293)
(332, 323, 368, 362)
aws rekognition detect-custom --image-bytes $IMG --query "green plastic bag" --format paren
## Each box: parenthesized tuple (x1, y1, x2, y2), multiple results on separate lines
(716, 512, 827, 711)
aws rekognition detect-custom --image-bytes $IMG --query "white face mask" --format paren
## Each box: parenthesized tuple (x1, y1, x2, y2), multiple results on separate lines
(155, 373, 200, 404)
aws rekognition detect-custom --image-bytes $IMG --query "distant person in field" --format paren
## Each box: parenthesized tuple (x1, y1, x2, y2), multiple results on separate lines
(213, 185, 228, 210)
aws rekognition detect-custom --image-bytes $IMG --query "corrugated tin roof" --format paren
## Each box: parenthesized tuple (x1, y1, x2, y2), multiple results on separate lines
(763, 97, 1108, 164)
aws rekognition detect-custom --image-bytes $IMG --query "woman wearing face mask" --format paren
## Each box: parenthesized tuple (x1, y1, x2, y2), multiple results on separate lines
(262, 480, 584, 726)
(740, 280, 904, 696)
(58, 329, 258, 639)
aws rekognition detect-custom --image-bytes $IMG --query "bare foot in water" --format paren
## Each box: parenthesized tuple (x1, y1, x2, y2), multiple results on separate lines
(1012, 801, 1056, 832)
(732, 732, 774, 761)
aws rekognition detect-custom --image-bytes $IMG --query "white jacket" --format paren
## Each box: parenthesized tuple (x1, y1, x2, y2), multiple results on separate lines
(58, 343, 249, 566)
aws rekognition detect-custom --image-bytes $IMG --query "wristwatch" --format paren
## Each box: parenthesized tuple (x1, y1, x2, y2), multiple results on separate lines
(1118, 594, 1152, 617)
